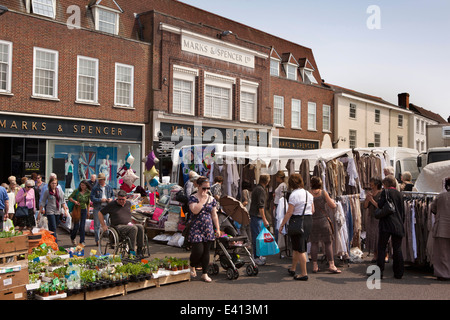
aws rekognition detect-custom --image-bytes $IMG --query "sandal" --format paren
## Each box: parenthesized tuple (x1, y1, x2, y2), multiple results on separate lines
(328, 267, 342, 274)
(312, 263, 320, 273)
(287, 269, 296, 276)
(201, 274, 212, 283)
(190, 268, 197, 278)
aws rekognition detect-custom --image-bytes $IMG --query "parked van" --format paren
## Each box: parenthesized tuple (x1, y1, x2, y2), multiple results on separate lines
(383, 147, 420, 182)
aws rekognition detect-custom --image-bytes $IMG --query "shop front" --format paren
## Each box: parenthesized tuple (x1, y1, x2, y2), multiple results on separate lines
(0, 112, 144, 192)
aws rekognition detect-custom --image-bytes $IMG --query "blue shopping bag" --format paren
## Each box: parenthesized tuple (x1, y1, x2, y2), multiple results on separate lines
(256, 226, 280, 256)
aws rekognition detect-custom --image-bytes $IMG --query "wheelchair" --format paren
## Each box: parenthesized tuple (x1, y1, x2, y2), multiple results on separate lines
(98, 222, 151, 258)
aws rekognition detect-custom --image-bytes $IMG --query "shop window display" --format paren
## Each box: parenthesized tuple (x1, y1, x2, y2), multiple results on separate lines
(47, 140, 141, 193)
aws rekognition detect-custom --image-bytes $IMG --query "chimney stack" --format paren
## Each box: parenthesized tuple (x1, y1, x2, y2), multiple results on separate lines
(398, 93, 410, 110)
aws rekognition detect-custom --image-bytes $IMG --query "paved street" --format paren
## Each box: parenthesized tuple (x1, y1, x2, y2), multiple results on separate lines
(55, 227, 449, 302)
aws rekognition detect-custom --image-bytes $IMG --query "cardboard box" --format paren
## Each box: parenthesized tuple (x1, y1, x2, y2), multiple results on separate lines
(0, 235, 29, 255)
(0, 285, 27, 300)
(0, 268, 29, 291)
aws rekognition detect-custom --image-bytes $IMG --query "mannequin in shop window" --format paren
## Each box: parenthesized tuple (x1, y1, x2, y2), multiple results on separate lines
(65, 154, 75, 190)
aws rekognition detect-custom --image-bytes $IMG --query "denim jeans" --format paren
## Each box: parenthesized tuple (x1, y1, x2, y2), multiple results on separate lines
(47, 214, 61, 242)
(93, 207, 109, 243)
(250, 216, 263, 258)
(70, 208, 87, 244)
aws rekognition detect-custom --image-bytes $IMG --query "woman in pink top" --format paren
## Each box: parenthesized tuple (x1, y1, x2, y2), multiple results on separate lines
(15, 179, 36, 233)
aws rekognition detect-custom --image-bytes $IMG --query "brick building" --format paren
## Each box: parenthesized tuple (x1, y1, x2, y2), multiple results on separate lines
(0, 0, 334, 186)
(0, 0, 151, 188)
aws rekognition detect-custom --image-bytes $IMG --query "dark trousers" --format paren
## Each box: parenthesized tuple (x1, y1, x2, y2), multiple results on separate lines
(115, 224, 145, 252)
(190, 241, 212, 274)
(70, 208, 87, 244)
(377, 232, 404, 279)
(47, 214, 61, 242)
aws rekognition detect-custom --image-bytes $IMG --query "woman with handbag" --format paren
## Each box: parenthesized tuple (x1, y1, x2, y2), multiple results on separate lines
(375, 175, 405, 279)
(68, 180, 91, 246)
(309, 176, 341, 274)
(14, 180, 36, 233)
(39, 177, 68, 243)
(187, 176, 222, 283)
(279, 174, 314, 281)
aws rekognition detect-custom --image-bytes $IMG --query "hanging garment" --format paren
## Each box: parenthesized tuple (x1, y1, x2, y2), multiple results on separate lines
(286, 159, 295, 176)
(299, 159, 311, 191)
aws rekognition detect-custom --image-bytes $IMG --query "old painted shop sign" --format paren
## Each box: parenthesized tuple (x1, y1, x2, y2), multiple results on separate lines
(160, 122, 269, 146)
(0, 114, 142, 141)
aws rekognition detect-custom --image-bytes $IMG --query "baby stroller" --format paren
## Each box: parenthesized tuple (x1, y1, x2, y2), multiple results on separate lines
(207, 196, 258, 280)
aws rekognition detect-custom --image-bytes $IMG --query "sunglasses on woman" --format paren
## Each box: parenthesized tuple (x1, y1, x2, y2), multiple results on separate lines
(202, 187, 211, 190)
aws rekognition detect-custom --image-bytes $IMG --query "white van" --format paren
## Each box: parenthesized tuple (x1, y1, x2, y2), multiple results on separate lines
(383, 147, 420, 182)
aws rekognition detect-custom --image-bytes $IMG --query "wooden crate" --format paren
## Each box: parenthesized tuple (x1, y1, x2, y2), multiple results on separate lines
(125, 278, 158, 293)
(156, 272, 190, 286)
(0, 285, 27, 300)
(85, 285, 125, 300)
(0, 235, 28, 255)
(0, 250, 28, 265)
(61, 292, 86, 301)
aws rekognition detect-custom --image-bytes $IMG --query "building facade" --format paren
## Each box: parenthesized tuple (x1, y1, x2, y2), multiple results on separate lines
(0, 0, 336, 186)
(0, 0, 151, 188)
(328, 84, 411, 149)
(398, 93, 447, 152)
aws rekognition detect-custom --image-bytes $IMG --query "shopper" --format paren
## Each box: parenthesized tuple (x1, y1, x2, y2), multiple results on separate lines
(187, 176, 221, 282)
(239, 180, 252, 239)
(99, 190, 146, 258)
(68, 180, 91, 246)
(15, 180, 37, 233)
(87, 174, 97, 189)
(7, 176, 20, 195)
(364, 177, 388, 263)
(91, 173, 114, 246)
(309, 176, 341, 274)
(39, 177, 68, 242)
(279, 174, 314, 281)
(249, 174, 270, 266)
(184, 170, 199, 198)
(0, 185, 9, 231)
(430, 177, 450, 281)
(376, 175, 405, 279)
(383, 166, 400, 191)
(210, 176, 224, 202)
(273, 170, 287, 243)
(400, 171, 417, 192)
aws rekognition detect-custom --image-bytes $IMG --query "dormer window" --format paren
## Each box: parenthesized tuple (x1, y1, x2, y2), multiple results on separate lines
(270, 59, 280, 76)
(299, 58, 318, 84)
(304, 69, 318, 84)
(281, 53, 299, 81)
(270, 48, 281, 77)
(91, 1, 123, 35)
(286, 64, 297, 80)
(27, 0, 56, 19)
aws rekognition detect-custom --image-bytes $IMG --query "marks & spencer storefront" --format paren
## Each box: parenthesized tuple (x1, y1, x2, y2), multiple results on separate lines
(0, 112, 144, 192)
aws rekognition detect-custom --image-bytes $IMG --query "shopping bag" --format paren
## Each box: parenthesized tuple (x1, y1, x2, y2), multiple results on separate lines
(3, 218, 14, 231)
(256, 226, 280, 256)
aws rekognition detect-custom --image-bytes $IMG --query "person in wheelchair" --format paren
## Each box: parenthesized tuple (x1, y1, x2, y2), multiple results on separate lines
(99, 190, 146, 258)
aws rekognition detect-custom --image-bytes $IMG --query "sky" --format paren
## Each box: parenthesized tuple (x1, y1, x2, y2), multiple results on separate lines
(179, 0, 450, 121)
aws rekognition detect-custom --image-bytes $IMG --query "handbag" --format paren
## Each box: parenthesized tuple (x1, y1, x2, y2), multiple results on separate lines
(374, 189, 396, 219)
(287, 190, 308, 237)
(68, 190, 79, 213)
(15, 206, 29, 217)
(256, 225, 280, 256)
(71, 204, 81, 224)
(15, 188, 29, 218)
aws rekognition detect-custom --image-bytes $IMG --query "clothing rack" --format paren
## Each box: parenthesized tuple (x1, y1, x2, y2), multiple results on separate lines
(402, 191, 439, 198)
